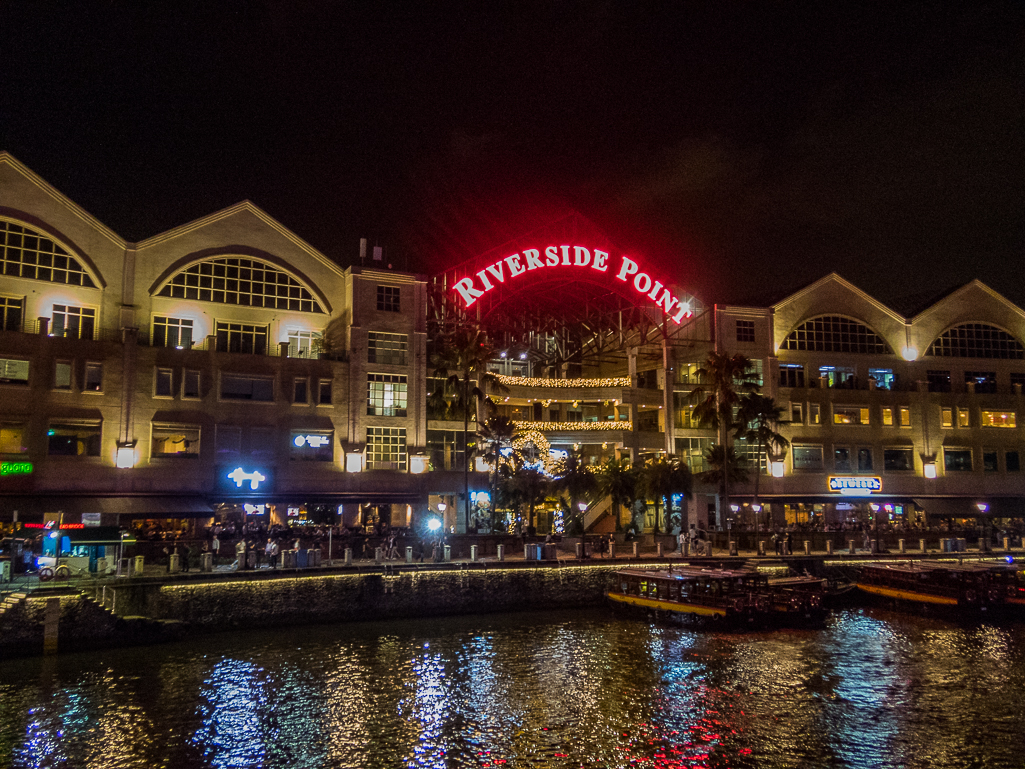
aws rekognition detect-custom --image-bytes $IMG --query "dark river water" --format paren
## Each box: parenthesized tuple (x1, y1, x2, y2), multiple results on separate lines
(1, 607, 1024, 769)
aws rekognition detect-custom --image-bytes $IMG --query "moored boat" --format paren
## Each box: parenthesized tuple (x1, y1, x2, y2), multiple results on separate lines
(609, 566, 768, 626)
(856, 562, 1008, 618)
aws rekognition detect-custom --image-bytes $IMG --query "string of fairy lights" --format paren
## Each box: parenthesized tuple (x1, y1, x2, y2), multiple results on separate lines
(494, 374, 632, 388)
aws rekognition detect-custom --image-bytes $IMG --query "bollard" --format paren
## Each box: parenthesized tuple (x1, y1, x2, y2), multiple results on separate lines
(524, 545, 533, 561)
(406, 546, 413, 564)
(826, 540, 833, 555)
(920, 538, 927, 553)
(979, 537, 990, 553)
(848, 539, 856, 555)
(134, 555, 144, 576)
(958, 537, 967, 552)
(169, 553, 181, 573)
(632, 542, 639, 558)
(470, 544, 478, 562)
(758, 540, 766, 556)
(43, 597, 61, 655)
(683, 542, 690, 557)
(804, 540, 811, 555)
(870, 539, 878, 554)
(608, 542, 616, 559)
(247, 551, 257, 569)
(344, 547, 352, 566)
(200, 552, 213, 572)
(443, 544, 451, 562)
(575, 542, 584, 559)
(375, 547, 383, 564)
(899, 538, 905, 554)
(497, 544, 505, 561)
(1004, 537, 1011, 552)
(729, 540, 738, 557)
(657, 542, 664, 558)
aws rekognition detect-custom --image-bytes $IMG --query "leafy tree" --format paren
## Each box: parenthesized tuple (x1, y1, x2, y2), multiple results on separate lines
(551, 449, 598, 535)
(640, 456, 693, 534)
(690, 351, 759, 517)
(476, 416, 518, 531)
(431, 327, 505, 531)
(595, 457, 639, 531)
(505, 466, 550, 534)
(735, 393, 790, 504)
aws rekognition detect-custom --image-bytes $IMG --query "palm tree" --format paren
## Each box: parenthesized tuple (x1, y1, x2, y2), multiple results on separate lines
(641, 456, 693, 534)
(595, 457, 639, 532)
(735, 393, 790, 505)
(476, 415, 518, 531)
(506, 466, 550, 534)
(698, 446, 750, 526)
(690, 351, 759, 520)
(552, 449, 598, 535)
(431, 327, 505, 532)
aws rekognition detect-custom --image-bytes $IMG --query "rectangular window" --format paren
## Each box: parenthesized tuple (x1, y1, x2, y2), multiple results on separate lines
(834, 447, 852, 472)
(51, 305, 95, 340)
(818, 366, 855, 388)
(367, 373, 408, 416)
(0, 358, 29, 385)
(779, 364, 805, 388)
(941, 408, 953, 428)
(367, 331, 409, 365)
(899, 407, 911, 427)
(0, 297, 23, 332)
(48, 422, 101, 457)
(290, 430, 333, 461)
(809, 404, 821, 425)
(1012, 373, 1025, 390)
(790, 403, 803, 424)
(0, 423, 27, 454)
(84, 362, 102, 392)
(927, 370, 951, 393)
(792, 445, 824, 471)
(983, 449, 998, 473)
(965, 371, 997, 394)
(215, 425, 241, 457)
(883, 448, 914, 471)
(376, 285, 400, 312)
(155, 368, 174, 397)
(736, 319, 755, 342)
(215, 322, 268, 355)
(152, 317, 194, 349)
(882, 407, 894, 426)
(868, 368, 894, 389)
(944, 448, 973, 472)
(151, 424, 200, 458)
(427, 429, 466, 471)
(367, 426, 406, 470)
(221, 374, 274, 401)
(287, 330, 321, 359)
(183, 369, 201, 399)
(857, 447, 873, 472)
(981, 411, 1016, 428)
(317, 379, 332, 406)
(957, 408, 969, 428)
(833, 406, 869, 425)
(55, 361, 72, 390)
(293, 378, 308, 404)
(1007, 451, 1021, 472)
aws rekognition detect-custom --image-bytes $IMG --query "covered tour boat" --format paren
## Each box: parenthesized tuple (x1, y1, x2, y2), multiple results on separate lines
(856, 562, 1010, 617)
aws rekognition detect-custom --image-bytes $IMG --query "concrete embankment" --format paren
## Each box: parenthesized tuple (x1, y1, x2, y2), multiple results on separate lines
(0, 562, 622, 659)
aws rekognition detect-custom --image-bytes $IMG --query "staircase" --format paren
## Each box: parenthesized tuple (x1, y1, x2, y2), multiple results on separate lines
(0, 592, 27, 621)
(583, 495, 615, 531)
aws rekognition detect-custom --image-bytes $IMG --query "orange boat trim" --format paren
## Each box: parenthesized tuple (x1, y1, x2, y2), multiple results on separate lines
(857, 583, 959, 606)
(608, 592, 727, 617)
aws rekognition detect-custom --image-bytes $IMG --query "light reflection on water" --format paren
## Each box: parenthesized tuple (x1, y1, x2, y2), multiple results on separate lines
(1, 608, 1025, 768)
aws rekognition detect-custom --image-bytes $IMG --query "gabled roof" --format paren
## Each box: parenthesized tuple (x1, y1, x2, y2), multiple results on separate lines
(910, 279, 1025, 324)
(771, 271, 906, 323)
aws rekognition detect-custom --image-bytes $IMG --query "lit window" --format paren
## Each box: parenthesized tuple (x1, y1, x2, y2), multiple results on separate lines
(868, 368, 894, 389)
(215, 322, 268, 355)
(52, 305, 95, 340)
(882, 408, 893, 426)
(0, 297, 23, 331)
(152, 317, 194, 349)
(366, 426, 406, 470)
(367, 373, 408, 416)
(927, 323, 1024, 359)
(736, 320, 755, 343)
(809, 404, 821, 424)
(48, 422, 101, 457)
(0, 423, 27, 453)
(782, 316, 890, 353)
(368, 331, 408, 365)
(157, 257, 324, 313)
(376, 285, 400, 312)
(293, 378, 308, 404)
(155, 368, 173, 397)
(792, 445, 823, 471)
(183, 370, 201, 399)
(55, 361, 72, 390)
(0, 358, 29, 385)
(833, 406, 869, 425)
(899, 408, 911, 427)
(818, 366, 855, 388)
(957, 408, 969, 428)
(317, 379, 332, 406)
(941, 408, 953, 428)
(779, 364, 804, 388)
(221, 374, 274, 401)
(981, 411, 1016, 428)
(0, 220, 96, 286)
(944, 448, 973, 472)
(287, 330, 321, 359)
(151, 424, 200, 458)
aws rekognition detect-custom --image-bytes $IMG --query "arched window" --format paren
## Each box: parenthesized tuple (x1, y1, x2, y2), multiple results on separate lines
(926, 323, 1024, 359)
(781, 316, 890, 354)
(0, 219, 96, 287)
(157, 257, 324, 313)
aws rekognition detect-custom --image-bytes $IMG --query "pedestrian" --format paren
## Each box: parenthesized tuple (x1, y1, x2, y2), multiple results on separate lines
(785, 532, 793, 557)
(211, 533, 220, 565)
(235, 539, 246, 570)
(678, 530, 686, 554)
(181, 544, 191, 572)
(265, 538, 276, 568)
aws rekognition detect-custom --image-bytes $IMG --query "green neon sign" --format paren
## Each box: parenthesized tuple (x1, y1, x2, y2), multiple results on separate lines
(1, 461, 33, 476)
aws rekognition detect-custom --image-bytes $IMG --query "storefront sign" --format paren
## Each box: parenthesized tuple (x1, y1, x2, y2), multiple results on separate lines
(0, 461, 32, 475)
(829, 476, 882, 495)
(293, 434, 330, 448)
(82, 513, 101, 527)
(451, 245, 692, 323)
(227, 467, 267, 491)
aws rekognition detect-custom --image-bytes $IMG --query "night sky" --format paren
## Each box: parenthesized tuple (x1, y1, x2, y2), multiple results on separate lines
(2, 2, 1022, 311)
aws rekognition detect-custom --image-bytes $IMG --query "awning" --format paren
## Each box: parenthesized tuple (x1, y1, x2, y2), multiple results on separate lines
(912, 498, 1025, 518)
(60, 526, 135, 545)
(0, 496, 214, 520)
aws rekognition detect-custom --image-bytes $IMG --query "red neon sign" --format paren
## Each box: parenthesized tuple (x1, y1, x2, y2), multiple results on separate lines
(451, 244, 693, 324)
(24, 522, 85, 529)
